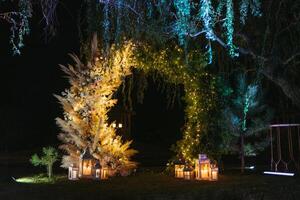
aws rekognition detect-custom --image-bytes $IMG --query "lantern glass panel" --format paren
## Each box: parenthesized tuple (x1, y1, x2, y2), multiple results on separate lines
(101, 168, 109, 180)
(175, 164, 184, 178)
(83, 160, 92, 176)
(72, 170, 78, 179)
(210, 166, 218, 181)
(68, 167, 72, 179)
(195, 159, 200, 179)
(200, 162, 211, 180)
(184, 171, 194, 180)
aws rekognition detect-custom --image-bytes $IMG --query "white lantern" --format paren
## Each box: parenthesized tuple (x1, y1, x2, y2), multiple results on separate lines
(118, 123, 123, 128)
(210, 164, 218, 181)
(196, 154, 211, 180)
(68, 165, 79, 180)
(96, 169, 101, 179)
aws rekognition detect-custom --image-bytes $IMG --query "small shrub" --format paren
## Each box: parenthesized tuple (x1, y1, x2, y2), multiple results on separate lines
(30, 146, 59, 179)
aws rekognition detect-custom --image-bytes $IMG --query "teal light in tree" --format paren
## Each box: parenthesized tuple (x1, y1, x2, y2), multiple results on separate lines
(239, 0, 262, 24)
(0, 0, 32, 55)
(198, 0, 215, 63)
(2, 0, 263, 59)
(239, 0, 250, 24)
(224, 74, 272, 173)
(216, 0, 226, 16)
(146, 1, 153, 19)
(174, 0, 191, 45)
(224, 0, 238, 57)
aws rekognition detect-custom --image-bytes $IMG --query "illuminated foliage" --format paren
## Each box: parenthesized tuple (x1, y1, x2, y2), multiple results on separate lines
(0, 0, 32, 55)
(56, 41, 137, 174)
(223, 74, 272, 171)
(198, 0, 215, 63)
(57, 37, 228, 165)
(239, 0, 262, 24)
(2, 0, 262, 58)
(173, 0, 191, 45)
(135, 43, 226, 162)
(224, 0, 238, 57)
(30, 147, 59, 179)
(88, 0, 262, 62)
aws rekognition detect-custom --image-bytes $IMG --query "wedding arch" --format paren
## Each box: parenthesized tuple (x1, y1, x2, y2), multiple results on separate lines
(56, 39, 224, 176)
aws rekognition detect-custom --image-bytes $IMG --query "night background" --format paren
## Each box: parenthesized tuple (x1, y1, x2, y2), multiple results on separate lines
(1, 0, 300, 199)
(0, 0, 186, 168)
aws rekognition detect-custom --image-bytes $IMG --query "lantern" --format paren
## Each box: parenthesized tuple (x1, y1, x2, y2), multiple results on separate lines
(93, 162, 101, 179)
(79, 148, 95, 178)
(197, 154, 211, 180)
(174, 159, 185, 178)
(101, 167, 109, 180)
(183, 166, 194, 180)
(194, 159, 200, 179)
(68, 164, 79, 180)
(210, 164, 218, 181)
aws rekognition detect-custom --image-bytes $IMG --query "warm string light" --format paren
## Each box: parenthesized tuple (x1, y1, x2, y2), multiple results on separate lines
(135, 44, 221, 162)
(56, 42, 138, 174)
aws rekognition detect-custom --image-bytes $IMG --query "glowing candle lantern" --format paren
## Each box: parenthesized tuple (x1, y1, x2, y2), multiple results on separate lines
(198, 154, 211, 180)
(79, 148, 95, 178)
(118, 123, 123, 128)
(174, 159, 185, 178)
(210, 164, 218, 181)
(183, 166, 194, 180)
(101, 167, 109, 180)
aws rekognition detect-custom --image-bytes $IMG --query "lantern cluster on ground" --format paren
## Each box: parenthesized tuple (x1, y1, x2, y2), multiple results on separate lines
(174, 154, 218, 181)
(68, 149, 112, 180)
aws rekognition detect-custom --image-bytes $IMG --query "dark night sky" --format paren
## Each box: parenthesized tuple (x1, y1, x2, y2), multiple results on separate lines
(0, 1, 184, 158)
(0, 2, 79, 150)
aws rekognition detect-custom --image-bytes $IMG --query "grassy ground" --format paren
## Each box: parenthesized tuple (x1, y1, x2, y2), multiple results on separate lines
(1, 169, 300, 200)
(1, 151, 300, 200)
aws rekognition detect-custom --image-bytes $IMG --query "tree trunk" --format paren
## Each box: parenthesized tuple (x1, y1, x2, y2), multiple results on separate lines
(48, 164, 53, 179)
(240, 133, 245, 173)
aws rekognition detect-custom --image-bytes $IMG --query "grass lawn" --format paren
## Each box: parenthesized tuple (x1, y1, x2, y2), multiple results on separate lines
(1, 169, 300, 200)
(1, 152, 299, 199)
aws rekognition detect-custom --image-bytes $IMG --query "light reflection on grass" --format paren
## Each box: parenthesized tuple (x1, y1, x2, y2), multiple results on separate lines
(15, 174, 66, 184)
